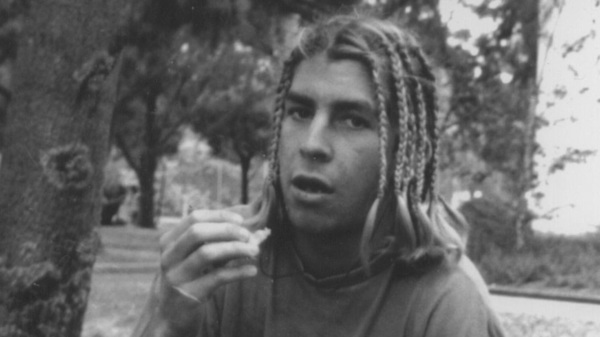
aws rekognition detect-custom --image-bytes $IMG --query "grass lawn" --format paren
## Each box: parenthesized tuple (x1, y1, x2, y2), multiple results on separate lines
(83, 272, 154, 337)
(82, 225, 161, 337)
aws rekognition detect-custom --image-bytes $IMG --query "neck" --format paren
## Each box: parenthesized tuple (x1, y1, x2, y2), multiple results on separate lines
(292, 229, 362, 279)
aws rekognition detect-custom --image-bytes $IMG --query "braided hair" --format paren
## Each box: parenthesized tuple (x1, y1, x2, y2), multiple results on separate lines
(246, 15, 464, 270)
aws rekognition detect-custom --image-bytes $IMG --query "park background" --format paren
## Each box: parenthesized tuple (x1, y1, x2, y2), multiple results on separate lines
(0, 0, 599, 336)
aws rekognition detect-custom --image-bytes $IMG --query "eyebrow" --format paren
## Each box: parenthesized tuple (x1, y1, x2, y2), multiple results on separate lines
(286, 91, 375, 115)
(332, 101, 375, 116)
(285, 91, 315, 109)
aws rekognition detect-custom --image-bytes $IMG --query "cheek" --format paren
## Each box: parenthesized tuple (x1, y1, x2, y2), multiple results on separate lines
(277, 125, 296, 174)
(346, 141, 381, 193)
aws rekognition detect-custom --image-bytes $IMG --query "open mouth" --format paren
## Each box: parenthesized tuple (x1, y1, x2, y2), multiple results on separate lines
(292, 176, 334, 194)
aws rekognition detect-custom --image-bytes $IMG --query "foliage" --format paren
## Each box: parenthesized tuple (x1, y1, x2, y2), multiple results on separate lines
(159, 140, 266, 216)
(548, 148, 597, 173)
(476, 232, 600, 291)
(460, 198, 521, 260)
(191, 44, 275, 204)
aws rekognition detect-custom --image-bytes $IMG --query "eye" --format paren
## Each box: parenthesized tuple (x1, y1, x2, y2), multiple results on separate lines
(286, 106, 313, 121)
(340, 114, 371, 129)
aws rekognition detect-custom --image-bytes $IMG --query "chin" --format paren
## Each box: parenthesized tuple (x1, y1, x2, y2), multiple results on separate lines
(287, 211, 362, 240)
(287, 211, 332, 235)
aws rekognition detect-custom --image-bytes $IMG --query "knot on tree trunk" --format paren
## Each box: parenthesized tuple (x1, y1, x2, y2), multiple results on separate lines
(40, 143, 93, 191)
(73, 51, 115, 104)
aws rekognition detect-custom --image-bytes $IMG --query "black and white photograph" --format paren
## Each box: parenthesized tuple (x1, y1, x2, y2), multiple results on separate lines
(0, 1, 599, 336)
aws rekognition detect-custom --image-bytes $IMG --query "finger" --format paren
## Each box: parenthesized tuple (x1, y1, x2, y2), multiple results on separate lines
(159, 210, 244, 248)
(175, 264, 258, 301)
(162, 222, 252, 268)
(248, 228, 271, 247)
(166, 241, 259, 285)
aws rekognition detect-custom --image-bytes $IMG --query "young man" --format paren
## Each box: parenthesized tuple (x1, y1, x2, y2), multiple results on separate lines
(133, 15, 506, 337)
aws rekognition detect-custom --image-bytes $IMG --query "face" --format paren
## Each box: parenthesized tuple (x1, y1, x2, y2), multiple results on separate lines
(278, 54, 384, 238)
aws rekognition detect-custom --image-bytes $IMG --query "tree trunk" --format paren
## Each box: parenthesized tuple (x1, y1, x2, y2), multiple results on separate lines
(514, 0, 540, 249)
(137, 152, 157, 228)
(0, 1, 127, 336)
(240, 156, 251, 204)
(134, 87, 161, 229)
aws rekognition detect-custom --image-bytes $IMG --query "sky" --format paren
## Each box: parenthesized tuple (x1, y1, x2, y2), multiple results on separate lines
(439, 0, 600, 235)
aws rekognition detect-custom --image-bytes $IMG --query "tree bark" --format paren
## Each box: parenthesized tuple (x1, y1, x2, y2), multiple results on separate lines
(0, 1, 127, 336)
(514, 0, 539, 249)
(137, 152, 157, 228)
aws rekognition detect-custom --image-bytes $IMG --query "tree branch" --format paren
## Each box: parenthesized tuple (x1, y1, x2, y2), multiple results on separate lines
(158, 76, 211, 145)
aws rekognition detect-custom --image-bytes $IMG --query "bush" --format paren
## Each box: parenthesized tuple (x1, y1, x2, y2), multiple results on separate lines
(460, 198, 520, 261)
(478, 247, 552, 285)
(476, 232, 600, 293)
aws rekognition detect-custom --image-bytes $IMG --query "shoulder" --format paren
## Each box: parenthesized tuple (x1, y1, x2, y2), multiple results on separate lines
(405, 256, 505, 337)
(407, 254, 489, 307)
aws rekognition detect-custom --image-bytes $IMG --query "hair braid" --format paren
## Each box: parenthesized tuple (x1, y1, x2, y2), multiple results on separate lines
(412, 49, 439, 201)
(414, 79, 428, 200)
(395, 47, 419, 188)
(366, 55, 389, 199)
(400, 47, 430, 202)
(381, 40, 410, 196)
(267, 56, 297, 184)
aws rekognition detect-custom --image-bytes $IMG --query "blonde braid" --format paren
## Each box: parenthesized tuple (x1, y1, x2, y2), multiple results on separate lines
(267, 57, 296, 184)
(414, 79, 427, 199)
(404, 101, 416, 187)
(367, 55, 389, 199)
(412, 49, 439, 201)
(360, 54, 391, 270)
(382, 40, 409, 196)
(396, 47, 417, 189)
(425, 91, 440, 200)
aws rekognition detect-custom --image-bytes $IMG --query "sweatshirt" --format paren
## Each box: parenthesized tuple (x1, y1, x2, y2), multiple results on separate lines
(134, 237, 505, 337)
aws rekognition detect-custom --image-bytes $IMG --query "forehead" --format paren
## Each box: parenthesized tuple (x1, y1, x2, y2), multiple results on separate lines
(288, 54, 375, 106)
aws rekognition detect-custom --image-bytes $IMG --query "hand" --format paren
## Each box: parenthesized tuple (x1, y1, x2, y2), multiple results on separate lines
(159, 210, 265, 304)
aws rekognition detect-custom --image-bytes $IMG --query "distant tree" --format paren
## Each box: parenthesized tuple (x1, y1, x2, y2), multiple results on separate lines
(112, 33, 199, 229)
(192, 44, 275, 204)
(0, 1, 127, 336)
(446, 0, 541, 248)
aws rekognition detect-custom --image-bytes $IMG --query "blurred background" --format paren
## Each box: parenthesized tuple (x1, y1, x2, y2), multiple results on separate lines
(0, 0, 598, 336)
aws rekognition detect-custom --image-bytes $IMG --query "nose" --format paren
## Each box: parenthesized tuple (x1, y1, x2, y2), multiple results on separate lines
(299, 114, 332, 163)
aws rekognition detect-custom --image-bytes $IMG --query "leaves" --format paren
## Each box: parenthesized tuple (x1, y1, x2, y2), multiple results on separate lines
(191, 43, 275, 163)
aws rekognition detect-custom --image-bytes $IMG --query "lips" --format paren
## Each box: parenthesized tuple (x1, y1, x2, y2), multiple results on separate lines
(291, 175, 334, 195)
